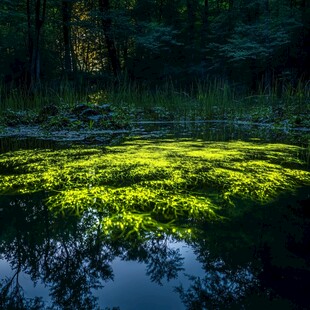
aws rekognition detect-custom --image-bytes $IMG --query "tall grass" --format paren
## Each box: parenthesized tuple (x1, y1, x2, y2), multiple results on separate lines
(0, 84, 44, 111)
(0, 81, 89, 113)
(90, 78, 238, 121)
(1, 78, 309, 122)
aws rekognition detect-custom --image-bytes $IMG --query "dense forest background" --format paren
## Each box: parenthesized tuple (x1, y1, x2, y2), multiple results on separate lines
(1, 0, 309, 93)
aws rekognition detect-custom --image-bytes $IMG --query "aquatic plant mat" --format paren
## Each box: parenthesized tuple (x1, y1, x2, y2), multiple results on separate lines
(0, 138, 309, 239)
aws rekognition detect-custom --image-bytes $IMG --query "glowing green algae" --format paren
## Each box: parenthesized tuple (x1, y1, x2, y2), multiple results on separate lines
(0, 139, 309, 238)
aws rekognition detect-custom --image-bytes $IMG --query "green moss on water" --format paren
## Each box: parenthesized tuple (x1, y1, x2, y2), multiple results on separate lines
(0, 139, 309, 239)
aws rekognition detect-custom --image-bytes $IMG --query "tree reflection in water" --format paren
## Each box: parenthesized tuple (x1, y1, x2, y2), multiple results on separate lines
(0, 188, 309, 309)
(0, 195, 185, 309)
(176, 187, 310, 309)
(0, 195, 112, 309)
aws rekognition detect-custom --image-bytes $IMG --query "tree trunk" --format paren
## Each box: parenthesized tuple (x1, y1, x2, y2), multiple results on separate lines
(201, 0, 209, 48)
(62, 0, 74, 75)
(98, 0, 121, 77)
(229, 0, 234, 11)
(186, 0, 195, 45)
(27, 0, 47, 92)
(26, 0, 33, 89)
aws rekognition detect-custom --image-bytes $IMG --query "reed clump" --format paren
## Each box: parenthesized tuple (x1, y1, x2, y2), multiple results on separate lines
(1, 79, 309, 126)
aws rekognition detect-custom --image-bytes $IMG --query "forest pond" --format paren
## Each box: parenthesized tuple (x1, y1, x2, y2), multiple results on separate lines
(0, 123, 309, 310)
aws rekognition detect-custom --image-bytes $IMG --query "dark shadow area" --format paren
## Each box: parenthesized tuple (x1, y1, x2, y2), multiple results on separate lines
(177, 187, 310, 309)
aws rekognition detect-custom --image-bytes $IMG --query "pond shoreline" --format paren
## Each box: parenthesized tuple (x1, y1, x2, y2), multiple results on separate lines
(0, 120, 309, 143)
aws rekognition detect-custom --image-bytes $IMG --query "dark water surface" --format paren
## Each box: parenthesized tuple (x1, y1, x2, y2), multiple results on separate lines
(0, 123, 309, 310)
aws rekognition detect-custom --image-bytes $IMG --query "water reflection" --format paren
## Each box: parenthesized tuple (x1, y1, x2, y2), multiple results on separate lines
(1, 121, 309, 154)
(177, 187, 310, 309)
(0, 195, 111, 309)
(0, 195, 188, 309)
(1, 187, 309, 309)
(0, 133, 309, 309)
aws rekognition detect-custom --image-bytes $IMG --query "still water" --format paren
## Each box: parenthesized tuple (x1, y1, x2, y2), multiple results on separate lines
(0, 123, 309, 309)
(0, 230, 202, 310)
(0, 193, 204, 309)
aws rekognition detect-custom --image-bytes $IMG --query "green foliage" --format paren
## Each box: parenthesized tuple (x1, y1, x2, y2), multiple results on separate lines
(0, 109, 37, 126)
(135, 22, 181, 52)
(0, 77, 309, 128)
(1, 0, 308, 88)
(219, 11, 301, 63)
(0, 139, 309, 239)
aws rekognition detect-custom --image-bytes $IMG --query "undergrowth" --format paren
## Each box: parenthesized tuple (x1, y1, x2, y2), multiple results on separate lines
(0, 79, 309, 128)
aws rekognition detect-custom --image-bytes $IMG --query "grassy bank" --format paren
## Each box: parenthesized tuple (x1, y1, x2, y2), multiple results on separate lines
(0, 79, 309, 130)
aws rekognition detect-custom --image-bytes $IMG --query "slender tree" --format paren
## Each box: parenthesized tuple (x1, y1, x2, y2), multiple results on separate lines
(98, 0, 121, 77)
(186, 0, 196, 45)
(26, 0, 47, 91)
(62, 0, 74, 76)
(201, 0, 209, 48)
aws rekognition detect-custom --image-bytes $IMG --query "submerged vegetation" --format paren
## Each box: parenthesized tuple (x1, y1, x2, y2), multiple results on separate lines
(0, 138, 309, 239)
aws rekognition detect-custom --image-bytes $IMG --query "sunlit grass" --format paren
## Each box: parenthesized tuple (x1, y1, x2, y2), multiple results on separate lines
(0, 139, 309, 239)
